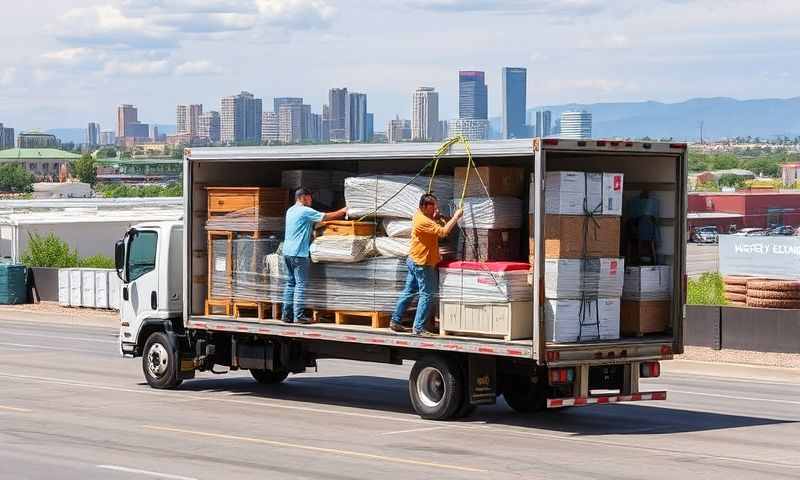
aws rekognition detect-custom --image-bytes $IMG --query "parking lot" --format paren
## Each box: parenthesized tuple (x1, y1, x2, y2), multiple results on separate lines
(687, 242, 720, 277)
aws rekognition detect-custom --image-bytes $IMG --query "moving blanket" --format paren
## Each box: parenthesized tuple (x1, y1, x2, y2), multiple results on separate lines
(438, 261, 531, 304)
(382, 218, 413, 238)
(309, 235, 375, 263)
(456, 197, 522, 229)
(375, 237, 411, 257)
(345, 175, 453, 219)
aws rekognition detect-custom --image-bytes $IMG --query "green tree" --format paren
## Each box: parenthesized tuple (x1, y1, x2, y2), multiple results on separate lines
(20, 233, 80, 268)
(717, 174, 745, 188)
(0, 163, 35, 193)
(707, 153, 738, 170)
(71, 155, 97, 186)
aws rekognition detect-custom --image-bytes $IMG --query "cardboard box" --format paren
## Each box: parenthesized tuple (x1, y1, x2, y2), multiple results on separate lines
(458, 228, 520, 262)
(455, 166, 525, 198)
(623, 266, 671, 301)
(545, 257, 624, 299)
(621, 300, 670, 335)
(544, 297, 621, 343)
(543, 215, 620, 259)
(545, 172, 623, 216)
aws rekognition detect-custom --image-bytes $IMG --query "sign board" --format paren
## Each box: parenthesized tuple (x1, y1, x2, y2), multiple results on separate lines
(719, 235, 800, 280)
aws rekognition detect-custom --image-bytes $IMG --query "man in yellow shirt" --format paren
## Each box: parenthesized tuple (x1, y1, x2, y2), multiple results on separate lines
(390, 194, 463, 336)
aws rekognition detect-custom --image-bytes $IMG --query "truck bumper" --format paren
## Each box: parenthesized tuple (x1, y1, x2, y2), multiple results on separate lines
(547, 391, 667, 408)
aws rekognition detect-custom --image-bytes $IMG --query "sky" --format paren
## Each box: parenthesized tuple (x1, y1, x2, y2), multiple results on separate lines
(1, 0, 799, 131)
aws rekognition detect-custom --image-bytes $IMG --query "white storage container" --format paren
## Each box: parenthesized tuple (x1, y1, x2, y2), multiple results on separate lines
(544, 297, 620, 343)
(545, 171, 623, 216)
(94, 270, 110, 309)
(109, 273, 121, 310)
(545, 258, 624, 299)
(439, 301, 532, 341)
(623, 266, 671, 301)
(69, 269, 82, 306)
(58, 269, 70, 306)
(81, 270, 96, 308)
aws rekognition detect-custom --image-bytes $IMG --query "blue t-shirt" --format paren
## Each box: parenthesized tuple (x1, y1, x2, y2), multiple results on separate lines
(283, 204, 325, 257)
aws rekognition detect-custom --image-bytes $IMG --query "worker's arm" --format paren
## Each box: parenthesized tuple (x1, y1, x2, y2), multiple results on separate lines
(441, 208, 463, 236)
(417, 209, 463, 238)
(322, 207, 348, 221)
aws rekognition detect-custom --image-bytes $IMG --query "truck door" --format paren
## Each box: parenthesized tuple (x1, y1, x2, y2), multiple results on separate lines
(120, 229, 159, 328)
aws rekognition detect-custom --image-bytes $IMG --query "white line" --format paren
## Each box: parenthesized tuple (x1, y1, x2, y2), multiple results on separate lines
(668, 389, 800, 406)
(0, 330, 117, 344)
(0, 342, 104, 354)
(0, 405, 32, 413)
(378, 426, 453, 436)
(97, 465, 198, 480)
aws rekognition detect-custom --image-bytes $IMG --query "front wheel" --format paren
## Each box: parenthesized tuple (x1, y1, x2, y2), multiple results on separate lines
(142, 332, 182, 389)
(408, 355, 464, 420)
(250, 368, 289, 384)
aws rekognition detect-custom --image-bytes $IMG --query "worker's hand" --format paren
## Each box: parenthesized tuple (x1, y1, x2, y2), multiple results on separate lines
(452, 208, 464, 220)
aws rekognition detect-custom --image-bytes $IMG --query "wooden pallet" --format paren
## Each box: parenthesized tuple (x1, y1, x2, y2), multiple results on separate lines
(334, 310, 390, 329)
(312, 309, 336, 324)
(233, 301, 280, 321)
(205, 298, 232, 316)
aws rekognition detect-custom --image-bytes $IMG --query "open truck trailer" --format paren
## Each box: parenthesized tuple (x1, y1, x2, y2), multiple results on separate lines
(117, 138, 687, 420)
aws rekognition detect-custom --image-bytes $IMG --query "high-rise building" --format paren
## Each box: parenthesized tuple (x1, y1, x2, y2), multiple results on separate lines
(411, 87, 440, 141)
(501, 67, 527, 139)
(0, 123, 14, 150)
(459, 71, 488, 120)
(99, 131, 115, 146)
(386, 116, 412, 143)
(278, 104, 303, 144)
(176, 105, 188, 134)
(126, 122, 150, 140)
(176, 104, 203, 137)
(533, 110, 553, 137)
(321, 104, 330, 143)
(309, 113, 323, 143)
(273, 97, 303, 114)
(438, 120, 448, 140)
(328, 88, 348, 142)
(189, 104, 202, 137)
(301, 104, 314, 141)
(116, 104, 138, 138)
(261, 111, 279, 143)
(346, 92, 368, 142)
(366, 113, 374, 142)
(18, 131, 60, 148)
(220, 91, 262, 144)
(199, 111, 221, 143)
(86, 122, 100, 146)
(446, 119, 489, 142)
(559, 110, 592, 139)
(150, 124, 160, 141)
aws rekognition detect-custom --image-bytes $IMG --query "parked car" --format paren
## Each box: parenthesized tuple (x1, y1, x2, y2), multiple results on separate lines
(733, 228, 768, 236)
(691, 226, 719, 243)
(767, 225, 795, 236)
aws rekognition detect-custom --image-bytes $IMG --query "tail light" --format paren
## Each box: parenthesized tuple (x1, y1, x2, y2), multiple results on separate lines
(543, 139, 559, 146)
(548, 367, 575, 385)
(640, 362, 661, 378)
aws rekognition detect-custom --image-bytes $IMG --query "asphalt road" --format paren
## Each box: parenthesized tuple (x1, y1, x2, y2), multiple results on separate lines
(2, 319, 800, 480)
(687, 242, 720, 277)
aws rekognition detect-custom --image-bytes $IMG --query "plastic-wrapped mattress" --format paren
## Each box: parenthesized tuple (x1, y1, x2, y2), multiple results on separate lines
(457, 197, 522, 229)
(310, 235, 375, 263)
(345, 175, 453, 219)
(438, 261, 531, 304)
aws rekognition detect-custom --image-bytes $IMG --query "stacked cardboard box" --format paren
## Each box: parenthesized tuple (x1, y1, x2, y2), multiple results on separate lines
(621, 265, 671, 335)
(541, 171, 624, 343)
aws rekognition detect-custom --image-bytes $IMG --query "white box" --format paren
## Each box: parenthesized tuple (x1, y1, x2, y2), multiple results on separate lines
(58, 269, 70, 306)
(69, 269, 82, 307)
(81, 270, 96, 308)
(545, 171, 623, 216)
(95, 270, 110, 309)
(544, 297, 621, 343)
(439, 301, 533, 341)
(623, 266, 671, 301)
(601, 173, 623, 216)
(545, 258, 624, 299)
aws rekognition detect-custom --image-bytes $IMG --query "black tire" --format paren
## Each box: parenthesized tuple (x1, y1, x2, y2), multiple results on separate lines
(250, 368, 289, 384)
(142, 332, 182, 389)
(502, 375, 546, 414)
(453, 399, 477, 419)
(409, 356, 464, 420)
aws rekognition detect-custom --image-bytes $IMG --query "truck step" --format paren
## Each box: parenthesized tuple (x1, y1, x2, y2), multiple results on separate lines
(334, 310, 390, 329)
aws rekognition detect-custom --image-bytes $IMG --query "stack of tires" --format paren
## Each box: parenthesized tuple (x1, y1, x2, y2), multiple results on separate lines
(745, 279, 800, 309)
(723, 276, 749, 307)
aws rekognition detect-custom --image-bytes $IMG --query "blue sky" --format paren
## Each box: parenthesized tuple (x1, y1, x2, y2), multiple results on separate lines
(1, 0, 798, 131)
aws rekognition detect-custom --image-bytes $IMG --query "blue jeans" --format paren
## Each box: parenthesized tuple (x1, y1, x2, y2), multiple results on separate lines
(391, 258, 437, 332)
(282, 256, 310, 321)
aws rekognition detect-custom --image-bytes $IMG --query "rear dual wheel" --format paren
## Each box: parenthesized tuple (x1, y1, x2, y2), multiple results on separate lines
(409, 356, 470, 420)
(502, 374, 547, 414)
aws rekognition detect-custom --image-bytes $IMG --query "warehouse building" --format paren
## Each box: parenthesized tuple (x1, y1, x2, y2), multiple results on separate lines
(688, 191, 800, 232)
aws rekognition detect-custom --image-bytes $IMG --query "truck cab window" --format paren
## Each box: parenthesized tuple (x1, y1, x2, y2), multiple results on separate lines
(127, 231, 158, 282)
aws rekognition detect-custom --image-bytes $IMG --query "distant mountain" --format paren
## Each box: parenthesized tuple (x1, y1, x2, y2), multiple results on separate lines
(524, 97, 800, 141)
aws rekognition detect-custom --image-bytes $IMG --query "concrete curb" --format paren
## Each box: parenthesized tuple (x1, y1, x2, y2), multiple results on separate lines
(0, 305, 119, 329)
(664, 359, 800, 383)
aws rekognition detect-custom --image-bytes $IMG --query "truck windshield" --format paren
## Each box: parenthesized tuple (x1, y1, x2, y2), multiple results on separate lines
(127, 230, 158, 282)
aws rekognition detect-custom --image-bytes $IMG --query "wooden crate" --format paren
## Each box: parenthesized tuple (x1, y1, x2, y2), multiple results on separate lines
(439, 301, 533, 341)
(621, 300, 670, 336)
(316, 220, 376, 237)
(335, 310, 390, 329)
(207, 187, 288, 219)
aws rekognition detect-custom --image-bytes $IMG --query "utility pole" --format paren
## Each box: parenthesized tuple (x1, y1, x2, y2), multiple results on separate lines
(698, 120, 704, 145)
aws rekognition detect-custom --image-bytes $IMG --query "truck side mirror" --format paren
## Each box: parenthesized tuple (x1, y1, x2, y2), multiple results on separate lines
(115, 239, 127, 283)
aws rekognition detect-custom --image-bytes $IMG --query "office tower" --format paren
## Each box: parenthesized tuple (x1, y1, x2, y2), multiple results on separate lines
(446, 119, 489, 141)
(459, 71, 488, 120)
(86, 122, 100, 145)
(261, 111, 279, 143)
(150, 124, 159, 141)
(99, 131, 115, 146)
(308, 113, 322, 142)
(501, 67, 526, 139)
(542, 110, 552, 137)
(177, 104, 204, 137)
(386, 116, 412, 143)
(220, 91, 263, 144)
(18, 131, 60, 148)
(438, 120, 448, 140)
(0, 124, 14, 149)
(126, 122, 150, 140)
(346, 92, 368, 142)
(559, 110, 592, 139)
(301, 104, 314, 141)
(278, 104, 303, 144)
(411, 87, 440, 141)
(116, 104, 138, 138)
(274, 97, 303, 114)
(189, 104, 203, 137)
(321, 104, 330, 142)
(176, 105, 188, 134)
(200, 111, 221, 143)
(366, 113, 374, 142)
(328, 88, 348, 141)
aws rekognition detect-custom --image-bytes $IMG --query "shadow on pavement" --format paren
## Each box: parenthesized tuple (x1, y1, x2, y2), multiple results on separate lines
(177, 373, 794, 435)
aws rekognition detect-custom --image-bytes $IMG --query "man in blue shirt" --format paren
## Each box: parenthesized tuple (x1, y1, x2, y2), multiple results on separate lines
(282, 188, 347, 324)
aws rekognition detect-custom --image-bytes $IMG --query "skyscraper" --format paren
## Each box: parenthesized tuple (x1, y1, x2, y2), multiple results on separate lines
(365, 113, 374, 142)
(446, 119, 489, 142)
(411, 87, 440, 141)
(459, 71, 488, 120)
(177, 104, 203, 137)
(559, 110, 592, 139)
(261, 111, 279, 143)
(278, 104, 303, 144)
(199, 111, 221, 143)
(501, 67, 527, 139)
(346, 92, 368, 142)
(220, 91, 262, 144)
(321, 104, 330, 142)
(533, 110, 553, 137)
(99, 131, 115, 146)
(116, 104, 138, 138)
(86, 122, 100, 145)
(308, 113, 323, 143)
(0, 123, 14, 150)
(386, 116, 411, 143)
(176, 105, 188, 134)
(328, 88, 348, 142)
(274, 97, 303, 114)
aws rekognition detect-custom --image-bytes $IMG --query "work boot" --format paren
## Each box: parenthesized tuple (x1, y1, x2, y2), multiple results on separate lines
(389, 322, 410, 333)
(413, 329, 437, 337)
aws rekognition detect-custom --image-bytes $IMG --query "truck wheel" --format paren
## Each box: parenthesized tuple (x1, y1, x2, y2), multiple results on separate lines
(142, 332, 182, 389)
(250, 368, 289, 384)
(502, 375, 546, 414)
(409, 356, 463, 420)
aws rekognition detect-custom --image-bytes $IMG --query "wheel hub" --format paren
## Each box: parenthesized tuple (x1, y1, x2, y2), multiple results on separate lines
(147, 343, 169, 378)
(417, 366, 446, 408)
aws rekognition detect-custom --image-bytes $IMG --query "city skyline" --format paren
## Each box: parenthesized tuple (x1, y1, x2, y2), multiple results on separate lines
(3, 1, 796, 131)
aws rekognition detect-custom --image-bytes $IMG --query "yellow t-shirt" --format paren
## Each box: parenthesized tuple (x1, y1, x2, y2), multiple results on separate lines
(409, 210, 447, 266)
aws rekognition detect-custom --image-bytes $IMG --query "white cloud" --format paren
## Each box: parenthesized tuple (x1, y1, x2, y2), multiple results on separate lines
(41, 48, 103, 66)
(0, 67, 17, 86)
(102, 59, 171, 76)
(255, 0, 335, 28)
(57, 5, 175, 49)
(402, 0, 606, 15)
(175, 60, 224, 76)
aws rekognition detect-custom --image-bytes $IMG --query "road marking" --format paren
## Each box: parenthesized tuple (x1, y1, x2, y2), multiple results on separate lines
(97, 465, 198, 480)
(143, 425, 487, 473)
(0, 330, 117, 344)
(0, 405, 32, 413)
(378, 426, 454, 435)
(0, 342, 106, 354)
(668, 389, 800, 406)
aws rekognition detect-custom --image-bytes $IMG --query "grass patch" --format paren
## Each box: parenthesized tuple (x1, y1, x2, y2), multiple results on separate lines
(687, 272, 727, 305)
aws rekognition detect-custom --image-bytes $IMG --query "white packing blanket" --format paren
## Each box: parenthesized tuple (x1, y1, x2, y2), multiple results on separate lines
(382, 218, 413, 238)
(457, 196, 522, 229)
(544, 298, 621, 343)
(545, 258, 625, 299)
(345, 175, 453, 219)
(375, 237, 411, 257)
(439, 267, 531, 303)
(310, 235, 375, 263)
